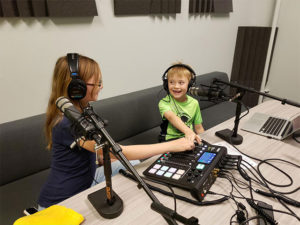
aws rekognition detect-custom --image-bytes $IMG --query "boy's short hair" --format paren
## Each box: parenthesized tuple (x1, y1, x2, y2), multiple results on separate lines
(167, 66, 193, 81)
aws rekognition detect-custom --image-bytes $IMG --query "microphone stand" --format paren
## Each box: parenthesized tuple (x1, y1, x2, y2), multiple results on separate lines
(213, 78, 300, 145)
(215, 89, 245, 145)
(84, 107, 199, 225)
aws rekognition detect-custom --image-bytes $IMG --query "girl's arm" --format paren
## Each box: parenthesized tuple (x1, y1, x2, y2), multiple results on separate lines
(79, 137, 195, 160)
(120, 138, 195, 160)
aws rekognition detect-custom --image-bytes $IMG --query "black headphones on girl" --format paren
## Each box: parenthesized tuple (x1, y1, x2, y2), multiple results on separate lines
(67, 53, 87, 100)
(162, 64, 196, 92)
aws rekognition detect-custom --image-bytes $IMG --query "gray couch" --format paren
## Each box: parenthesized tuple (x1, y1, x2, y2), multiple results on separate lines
(0, 71, 238, 224)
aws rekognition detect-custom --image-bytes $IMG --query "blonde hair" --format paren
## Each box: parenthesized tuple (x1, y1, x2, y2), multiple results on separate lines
(167, 62, 193, 81)
(45, 55, 100, 150)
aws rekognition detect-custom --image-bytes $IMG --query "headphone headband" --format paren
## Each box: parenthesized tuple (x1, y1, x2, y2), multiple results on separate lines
(162, 64, 196, 92)
(67, 53, 79, 76)
(66, 53, 87, 100)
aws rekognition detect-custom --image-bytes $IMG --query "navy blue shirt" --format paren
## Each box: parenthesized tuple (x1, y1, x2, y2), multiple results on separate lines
(38, 117, 96, 208)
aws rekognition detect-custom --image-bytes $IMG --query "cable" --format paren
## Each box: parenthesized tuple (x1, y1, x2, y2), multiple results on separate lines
(222, 143, 300, 222)
(240, 215, 268, 225)
(246, 198, 278, 225)
(119, 169, 229, 206)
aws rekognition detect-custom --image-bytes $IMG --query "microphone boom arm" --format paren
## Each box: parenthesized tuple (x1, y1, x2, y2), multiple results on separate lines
(84, 107, 199, 225)
(213, 78, 300, 107)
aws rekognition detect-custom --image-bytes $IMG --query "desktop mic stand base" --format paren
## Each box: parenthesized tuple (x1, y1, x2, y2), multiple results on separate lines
(216, 92, 245, 145)
(88, 188, 123, 219)
(216, 128, 243, 145)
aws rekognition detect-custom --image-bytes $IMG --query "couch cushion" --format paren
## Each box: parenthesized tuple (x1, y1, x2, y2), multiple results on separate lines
(201, 101, 246, 130)
(0, 114, 51, 185)
(0, 169, 50, 225)
(91, 86, 164, 142)
(119, 126, 161, 145)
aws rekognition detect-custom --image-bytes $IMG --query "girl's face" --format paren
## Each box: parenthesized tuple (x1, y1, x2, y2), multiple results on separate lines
(81, 73, 103, 105)
(168, 74, 189, 102)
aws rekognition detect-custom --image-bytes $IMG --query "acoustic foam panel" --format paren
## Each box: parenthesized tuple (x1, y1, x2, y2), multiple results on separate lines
(114, 0, 181, 15)
(16, 0, 34, 16)
(189, 0, 232, 14)
(231, 27, 278, 107)
(47, 0, 97, 17)
(1, 0, 19, 16)
(0, 1, 3, 16)
(31, 0, 48, 17)
(213, 0, 232, 13)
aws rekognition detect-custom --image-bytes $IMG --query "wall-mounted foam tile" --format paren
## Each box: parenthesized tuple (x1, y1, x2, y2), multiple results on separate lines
(31, 0, 48, 17)
(213, 0, 232, 13)
(16, 0, 34, 16)
(47, 0, 98, 17)
(1, 0, 19, 16)
(114, 0, 181, 15)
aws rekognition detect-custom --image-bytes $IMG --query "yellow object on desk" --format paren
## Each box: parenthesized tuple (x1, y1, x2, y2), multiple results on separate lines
(13, 205, 84, 225)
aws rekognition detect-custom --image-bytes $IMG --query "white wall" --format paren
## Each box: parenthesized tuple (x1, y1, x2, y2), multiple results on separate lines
(0, 0, 276, 123)
(266, 0, 300, 103)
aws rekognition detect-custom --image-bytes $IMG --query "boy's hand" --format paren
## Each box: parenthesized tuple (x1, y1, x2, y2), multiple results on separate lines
(185, 132, 202, 144)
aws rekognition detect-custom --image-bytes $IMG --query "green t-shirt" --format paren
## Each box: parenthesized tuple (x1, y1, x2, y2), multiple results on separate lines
(158, 95, 203, 140)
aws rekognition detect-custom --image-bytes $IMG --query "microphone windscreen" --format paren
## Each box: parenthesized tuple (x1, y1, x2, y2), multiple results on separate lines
(56, 97, 73, 113)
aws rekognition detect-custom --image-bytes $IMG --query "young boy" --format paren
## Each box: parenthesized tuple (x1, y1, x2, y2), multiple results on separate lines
(159, 63, 205, 143)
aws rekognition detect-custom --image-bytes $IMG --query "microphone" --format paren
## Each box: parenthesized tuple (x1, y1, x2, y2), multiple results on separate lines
(56, 97, 101, 142)
(189, 86, 226, 99)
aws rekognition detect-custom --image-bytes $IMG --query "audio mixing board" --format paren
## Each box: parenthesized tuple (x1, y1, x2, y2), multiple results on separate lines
(143, 140, 227, 201)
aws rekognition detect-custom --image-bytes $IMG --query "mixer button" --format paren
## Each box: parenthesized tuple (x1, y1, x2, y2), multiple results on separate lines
(164, 172, 173, 178)
(161, 166, 169, 171)
(148, 168, 157, 174)
(156, 170, 164, 176)
(172, 174, 181, 180)
(196, 163, 205, 170)
(153, 164, 161, 169)
(168, 167, 177, 173)
(176, 169, 185, 175)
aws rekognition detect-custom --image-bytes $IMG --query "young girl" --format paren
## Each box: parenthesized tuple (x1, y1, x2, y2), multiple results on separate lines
(159, 63, 205, 143)
(38, 54, 195, 210)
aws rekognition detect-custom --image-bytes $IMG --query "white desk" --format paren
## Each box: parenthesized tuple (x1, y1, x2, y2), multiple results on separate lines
(60, 100, 300, 225)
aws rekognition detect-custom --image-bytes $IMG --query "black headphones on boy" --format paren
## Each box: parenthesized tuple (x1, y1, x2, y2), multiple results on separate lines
(162, 64, 196, 92)
(67, 53, 87, 100)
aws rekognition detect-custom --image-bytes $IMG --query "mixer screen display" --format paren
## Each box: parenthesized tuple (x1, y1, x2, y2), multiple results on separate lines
(198, 152, 216, 164)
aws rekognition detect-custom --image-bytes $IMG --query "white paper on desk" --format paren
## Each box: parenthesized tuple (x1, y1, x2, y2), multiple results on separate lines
(213, 141, 257, 168)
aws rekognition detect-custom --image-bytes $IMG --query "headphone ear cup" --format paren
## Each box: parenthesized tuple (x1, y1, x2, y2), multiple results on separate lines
(67, 78, 87, 100)
(163, 79, 169, 92)
(188, 74, 196, 91)
(162, 73, 169, 92)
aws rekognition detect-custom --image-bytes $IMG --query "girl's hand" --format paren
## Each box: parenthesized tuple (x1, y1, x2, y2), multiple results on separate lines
(171, 138, 195, 152)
